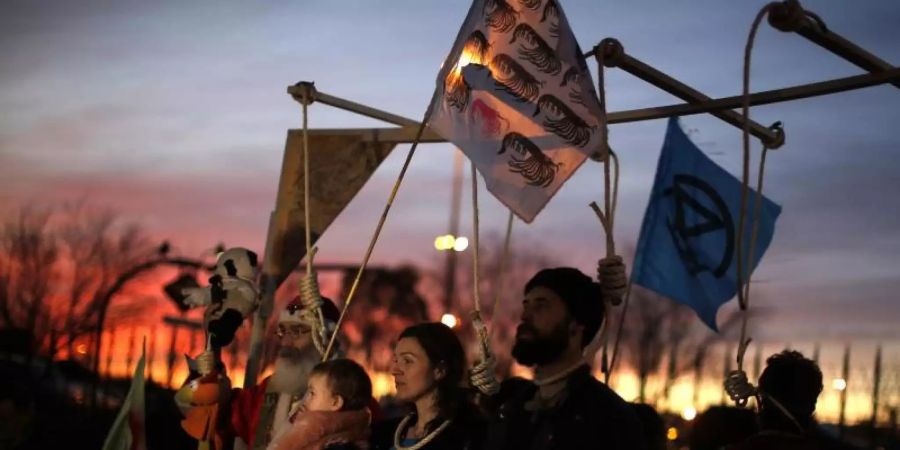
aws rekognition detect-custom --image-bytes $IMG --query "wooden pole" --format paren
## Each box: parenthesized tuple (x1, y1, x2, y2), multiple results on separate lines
(166, 324, 179, 387)
(870, 344, 882, 447)
(147, 326, 157, 383)
(839, 344, 851, 439)
(104, 328, 115, 380)
(125, 326, 137, 376)
(753, 343, 763, 381)
(442, 150, 464, 311)
(722, 344, 733, 405)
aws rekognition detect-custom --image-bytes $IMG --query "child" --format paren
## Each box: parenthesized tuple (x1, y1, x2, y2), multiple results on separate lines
(268, 358, 373, 450)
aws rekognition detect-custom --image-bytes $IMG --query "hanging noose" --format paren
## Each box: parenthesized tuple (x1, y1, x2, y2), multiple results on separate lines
(468, 161, 501, 396)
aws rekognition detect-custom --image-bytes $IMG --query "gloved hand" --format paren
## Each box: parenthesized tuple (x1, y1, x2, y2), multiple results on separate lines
(182, 287, 212, 308)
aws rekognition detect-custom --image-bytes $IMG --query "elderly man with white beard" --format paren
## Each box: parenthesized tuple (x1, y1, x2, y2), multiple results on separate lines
(230, 297, 341, 450)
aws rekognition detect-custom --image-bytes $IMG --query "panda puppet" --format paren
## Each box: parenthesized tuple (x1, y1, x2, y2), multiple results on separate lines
(176, 248, 260, 450)
(183, 247, 261, 350)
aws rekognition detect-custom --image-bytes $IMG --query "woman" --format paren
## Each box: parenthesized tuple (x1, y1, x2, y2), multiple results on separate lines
(371, 323, 485, 450)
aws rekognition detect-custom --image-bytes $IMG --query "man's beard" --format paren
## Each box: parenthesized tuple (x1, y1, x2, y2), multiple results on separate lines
(511, 320, 570, 367)
(267, 346, 320, 395)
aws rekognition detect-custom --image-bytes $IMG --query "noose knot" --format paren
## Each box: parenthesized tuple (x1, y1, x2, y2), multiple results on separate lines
(724, 370, 758, 407)
(468, 311, 500, 396)
(597, 255, 627, 306)
(299, 272, 334, 358)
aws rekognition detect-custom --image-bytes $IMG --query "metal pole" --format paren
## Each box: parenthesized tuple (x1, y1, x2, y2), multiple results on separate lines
(287, 84, 420, 127)
(301, 68, 899, 148)
(607, 69, 900, 125)
(767, 0, 900, 89)
(587, 38, 784, 148)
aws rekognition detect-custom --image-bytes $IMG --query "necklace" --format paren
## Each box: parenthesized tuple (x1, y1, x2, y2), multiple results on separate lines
(393, 414, 452, 450)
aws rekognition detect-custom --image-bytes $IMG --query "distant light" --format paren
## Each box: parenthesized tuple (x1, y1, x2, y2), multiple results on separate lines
(453, 236, 469, 252)
(441, 313, 459, 329)
(434, 235, 452, 251)
(681, 406, 697, 421)
(832, 378, 847, 391)
(76, 344, 88, 355)
(667, 427, 679, 441)
(370, 371, 396, 399)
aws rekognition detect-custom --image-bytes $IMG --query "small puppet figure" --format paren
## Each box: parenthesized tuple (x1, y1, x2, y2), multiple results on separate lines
(182, 247, 260, 348)
(175, 352, 232, 450)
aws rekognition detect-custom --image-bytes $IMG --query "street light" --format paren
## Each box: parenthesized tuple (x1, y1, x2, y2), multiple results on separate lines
(434, 234, 469, 252)
(452, 237, 469, 252)
(440, 313, 459, 329)
(832, 378, 847, 391)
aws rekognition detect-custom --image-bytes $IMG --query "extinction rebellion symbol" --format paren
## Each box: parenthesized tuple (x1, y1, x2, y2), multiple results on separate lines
(663, 174, 735, 278)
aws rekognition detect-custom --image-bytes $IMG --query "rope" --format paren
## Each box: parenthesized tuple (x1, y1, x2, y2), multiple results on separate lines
(322, 108, 433, 361)
(197, 335, 216, 376)
(728, 2, 778, 408)
(591, 41, 627, 383)
(533, 361, 585, 387)
(488, 210, 514, 341)
(470, 161, 482, 316)
(393, 415, 452, 450)
(293, 82, 332, 361)
(606, 281, 632, 383)
(468, 161, 500, 396)
(299, 259, 334, 358)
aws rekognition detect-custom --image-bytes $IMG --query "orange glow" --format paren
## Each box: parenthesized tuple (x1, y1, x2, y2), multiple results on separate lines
(454, 48, 480, 76)
(667, 427, 678, 441)
(75, 344, 88, 355)
(446, 46, 489, 91)
(370, 371, 396, 399)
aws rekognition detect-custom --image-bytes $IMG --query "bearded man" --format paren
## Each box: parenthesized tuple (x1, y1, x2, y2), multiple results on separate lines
(481, 267, 647, 450)
(230, 297, 340, 450)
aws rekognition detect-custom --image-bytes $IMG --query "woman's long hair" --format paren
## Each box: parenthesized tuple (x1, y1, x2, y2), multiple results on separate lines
(398, 322, 466, 431)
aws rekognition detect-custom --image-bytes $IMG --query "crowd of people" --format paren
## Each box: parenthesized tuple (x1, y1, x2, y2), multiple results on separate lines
(177, 265, 855, 450)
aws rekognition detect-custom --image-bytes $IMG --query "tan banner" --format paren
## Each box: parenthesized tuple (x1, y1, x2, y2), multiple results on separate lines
(264, 131, 396, 287)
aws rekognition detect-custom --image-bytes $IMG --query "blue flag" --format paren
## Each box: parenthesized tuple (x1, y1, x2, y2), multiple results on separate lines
(632, 118, 782, 330)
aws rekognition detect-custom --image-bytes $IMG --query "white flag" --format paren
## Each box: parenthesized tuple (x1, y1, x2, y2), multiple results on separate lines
(429, 0, 605, 223)
(102, 340, 146, 450)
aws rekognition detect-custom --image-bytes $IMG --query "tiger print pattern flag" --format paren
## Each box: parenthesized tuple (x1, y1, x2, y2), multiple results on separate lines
(428, 0, 605, 223)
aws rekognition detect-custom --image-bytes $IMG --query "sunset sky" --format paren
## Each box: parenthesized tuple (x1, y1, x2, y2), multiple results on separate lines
(2, 0, 899, 362)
